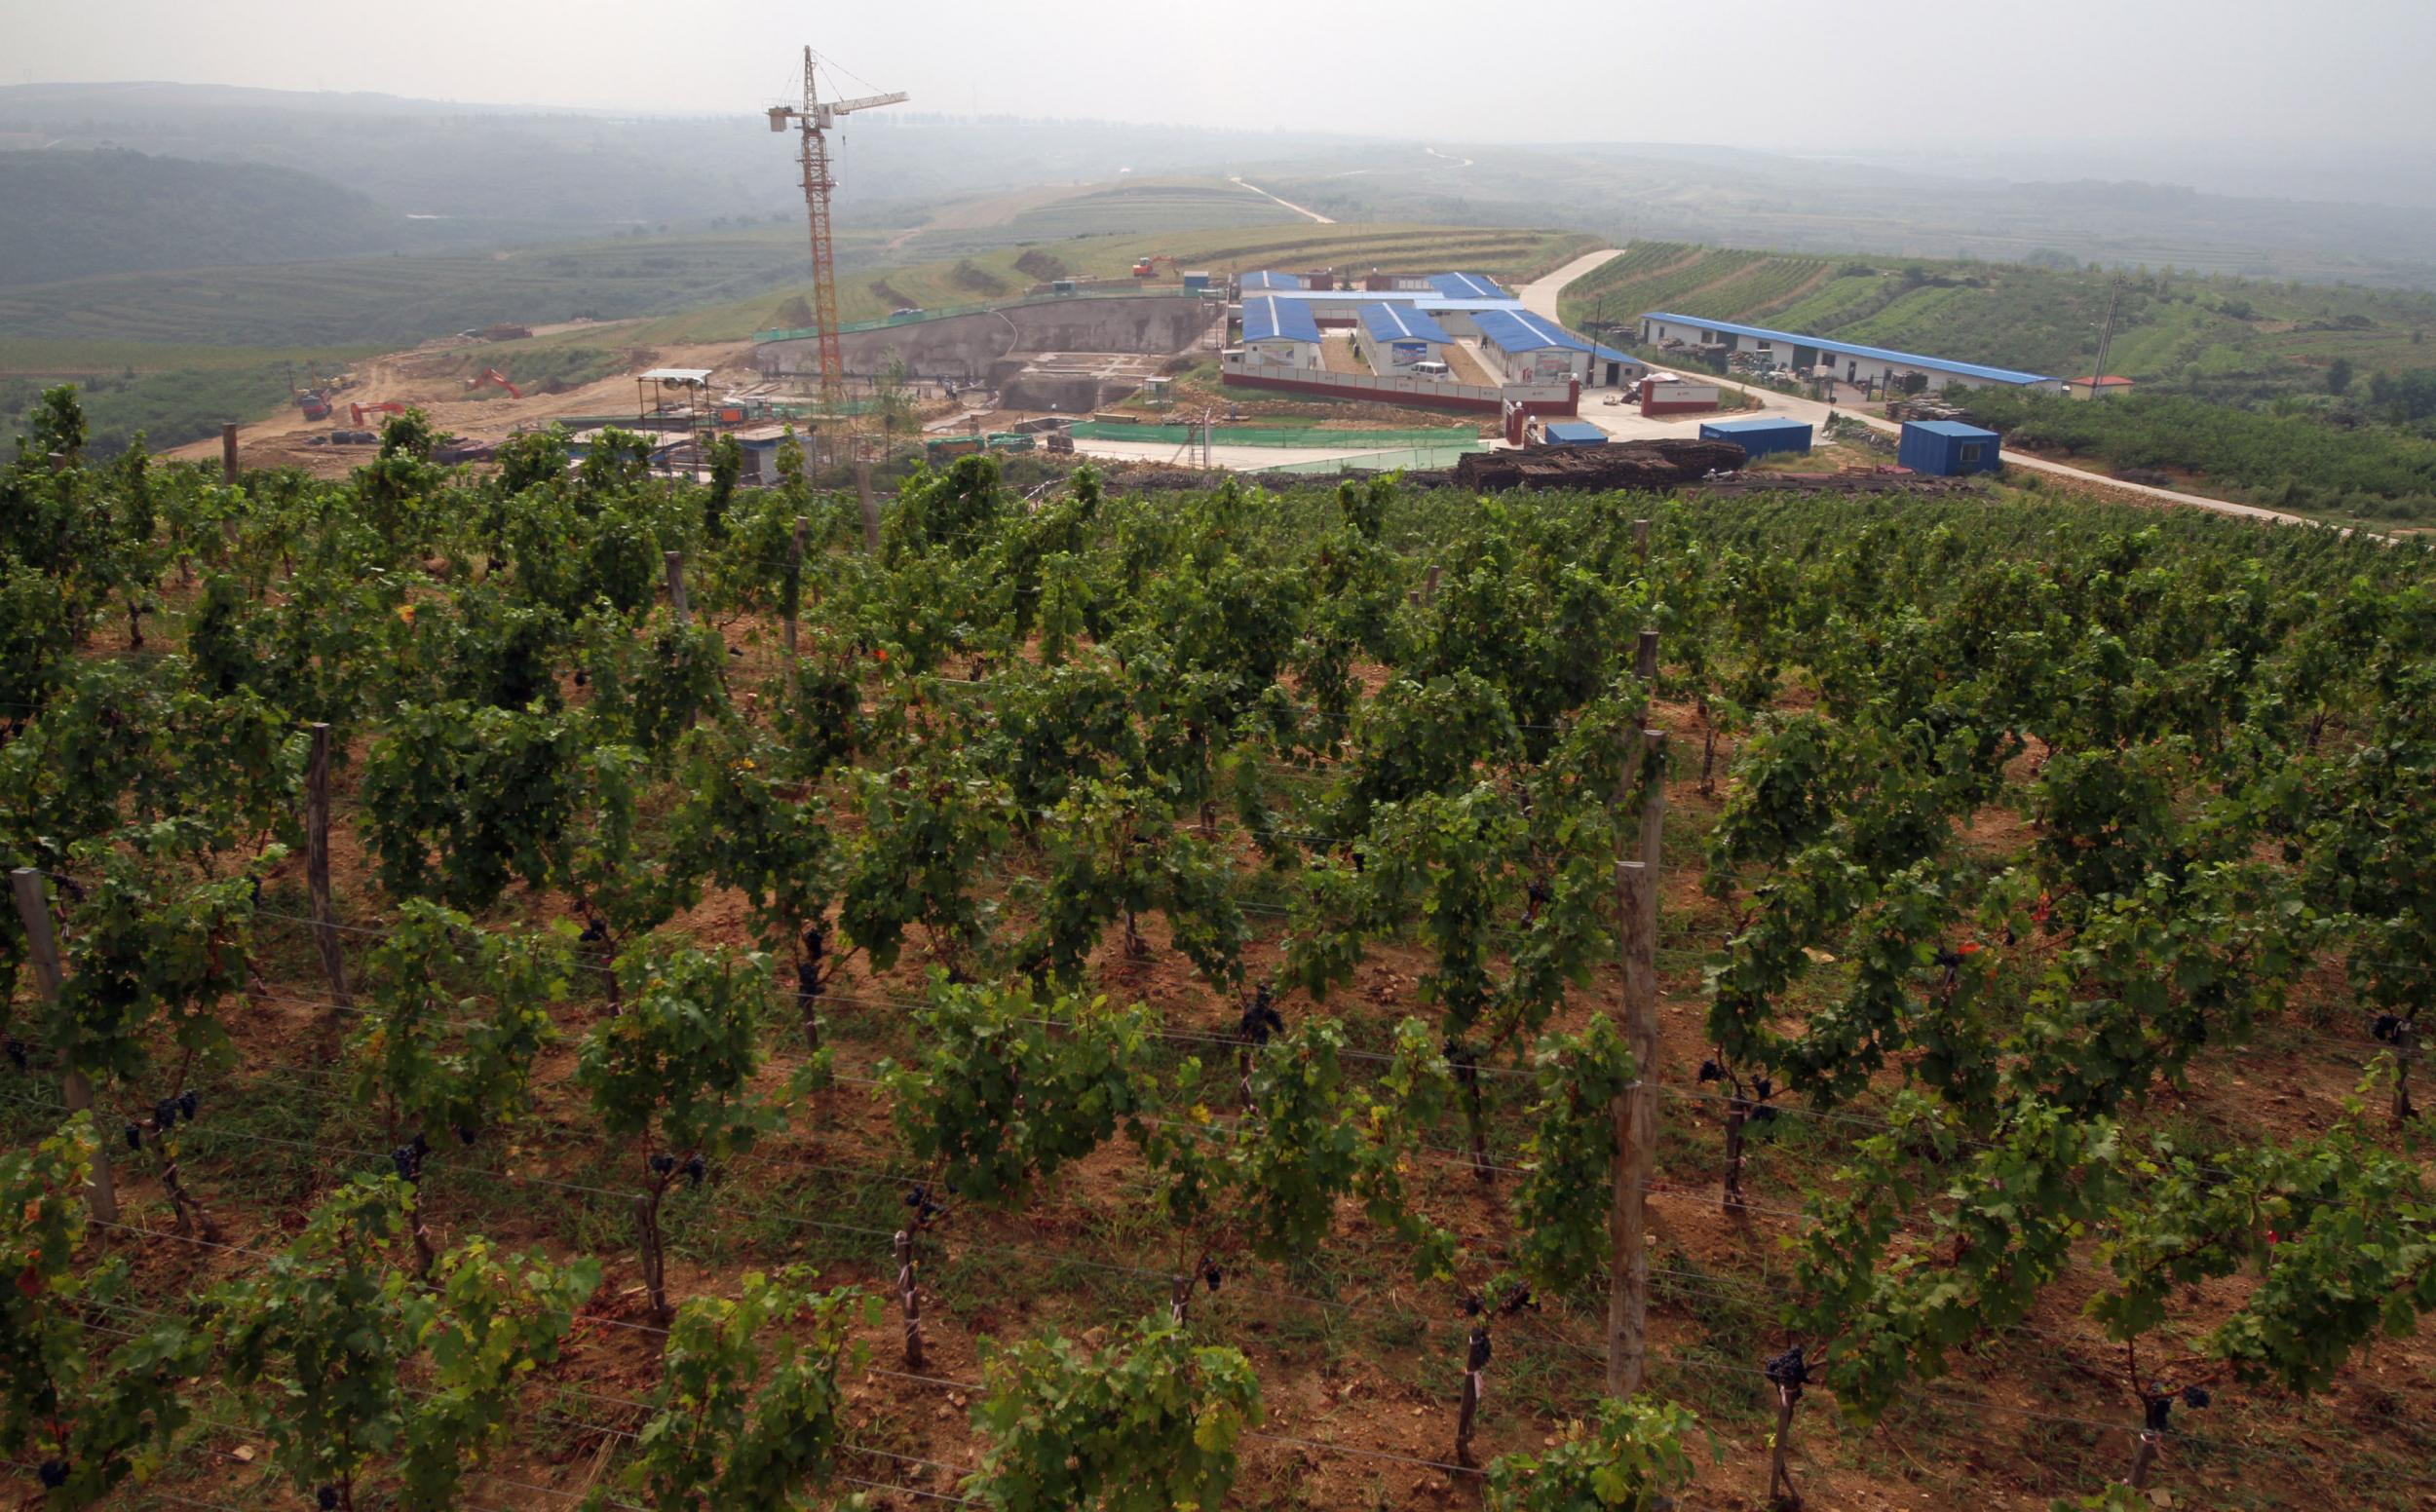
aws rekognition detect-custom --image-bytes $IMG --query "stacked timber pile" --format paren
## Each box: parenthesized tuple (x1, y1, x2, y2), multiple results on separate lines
(1451, 438, 1747, 492)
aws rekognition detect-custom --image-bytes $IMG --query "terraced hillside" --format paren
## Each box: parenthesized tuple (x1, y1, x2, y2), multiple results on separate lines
(646, 223, 1601, 343)
(1562, 241, 2436, 394)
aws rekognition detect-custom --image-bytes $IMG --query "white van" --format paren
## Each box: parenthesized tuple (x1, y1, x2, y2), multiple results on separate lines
(1410, 359, 1452, 378)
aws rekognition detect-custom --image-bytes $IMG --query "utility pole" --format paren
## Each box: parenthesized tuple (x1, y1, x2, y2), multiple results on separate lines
(2087, 281, 2123, 396)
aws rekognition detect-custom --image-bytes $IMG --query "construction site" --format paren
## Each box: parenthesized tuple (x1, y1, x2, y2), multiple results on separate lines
(179, 45, 1985, 491)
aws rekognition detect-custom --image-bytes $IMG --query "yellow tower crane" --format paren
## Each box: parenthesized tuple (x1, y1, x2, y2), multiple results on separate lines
(768, 47, 907, 412)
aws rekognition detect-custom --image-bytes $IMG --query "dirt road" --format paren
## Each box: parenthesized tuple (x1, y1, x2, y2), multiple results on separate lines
(1518, 249, 2328, 529)
(1228, 176, 1334, 225)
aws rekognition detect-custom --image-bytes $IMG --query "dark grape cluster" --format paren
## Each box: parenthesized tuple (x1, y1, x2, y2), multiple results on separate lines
(153, 1096, 181, 1131)
(1465, 1326, 1493, 1373)
(177, 1088, 199, 1121)
(649, 1152, 676, 1178)
(903, 1184, 948, 1226)
(5, 1036, 26, 1071)
(1239, 985, 1283, 1046)
(317, 1485, 340, 1510)
(578, 918, 607, 947)
(1202, 1261, 1224, 1293)
(1763, 1344, 1809, 1388)
(124, 1122, 144, 1152)
(1697, 1059, 1723, 1083)
(2182, 1385, 2211, 1410)
(390, 1144, 423, 1181)
(1443, 1038, 1479, 1087)
(2374, 1014, 2411, 1045)
(682, 1153, 706, 1189)
(1523, 877, 1550, 924)
(453, 1124, 477, 1147)
(38, 1459, 68, 1490)
(799, 925, 827, 998)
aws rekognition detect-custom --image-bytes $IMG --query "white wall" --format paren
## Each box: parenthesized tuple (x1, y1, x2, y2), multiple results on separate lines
(1242, 337, 1321, 370)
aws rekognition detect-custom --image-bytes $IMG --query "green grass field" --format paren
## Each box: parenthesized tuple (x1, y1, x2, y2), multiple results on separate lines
(1562, 241, 2436, 395)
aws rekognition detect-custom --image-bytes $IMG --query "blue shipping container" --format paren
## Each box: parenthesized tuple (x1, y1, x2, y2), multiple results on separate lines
(1697, 417, 1813, 460)
(1897, 420, 2001, 476)
(1542, 421, 1607, 446)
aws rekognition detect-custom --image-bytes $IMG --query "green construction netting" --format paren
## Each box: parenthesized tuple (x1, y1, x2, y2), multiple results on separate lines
(1068, 422, 1484, 448)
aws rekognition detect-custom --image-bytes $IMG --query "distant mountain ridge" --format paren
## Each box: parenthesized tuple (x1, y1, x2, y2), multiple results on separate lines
(0, 149, 410, 284)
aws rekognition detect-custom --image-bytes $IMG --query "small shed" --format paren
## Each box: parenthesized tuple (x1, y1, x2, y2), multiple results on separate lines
(1542, 421, 1607, 447)
(1698, 416, 1812, 459)
(1898, 420, 2001, 476)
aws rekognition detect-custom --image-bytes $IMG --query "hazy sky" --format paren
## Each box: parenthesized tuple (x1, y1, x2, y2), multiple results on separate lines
(13, 0, 2433, 155)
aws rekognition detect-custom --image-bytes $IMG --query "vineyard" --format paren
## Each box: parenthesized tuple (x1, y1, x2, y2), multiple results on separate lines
(6, 387, 2436, 1511)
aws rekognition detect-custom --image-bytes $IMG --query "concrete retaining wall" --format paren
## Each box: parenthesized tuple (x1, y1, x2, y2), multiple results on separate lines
(755, 296, 1215, 382)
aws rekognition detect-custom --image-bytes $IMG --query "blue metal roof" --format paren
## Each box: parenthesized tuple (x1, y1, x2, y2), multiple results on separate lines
(1242, 295, 1320, 345)
(1474, 308, 1595, 355)
(1639, 312, 2054, 386)
(1905, 419, 2001, 438)
(1590, 343, 1642, 366)
(1430, 272, 1511, 300)
(1356, 302, 1451, 345)
(1240, 271, 1300, 291)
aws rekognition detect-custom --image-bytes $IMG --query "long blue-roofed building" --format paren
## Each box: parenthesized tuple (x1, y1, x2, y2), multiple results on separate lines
(1639, 312, 2065, 395)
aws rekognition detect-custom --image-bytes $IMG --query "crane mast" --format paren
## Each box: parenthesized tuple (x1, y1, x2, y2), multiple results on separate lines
(768, 47, 907, 413)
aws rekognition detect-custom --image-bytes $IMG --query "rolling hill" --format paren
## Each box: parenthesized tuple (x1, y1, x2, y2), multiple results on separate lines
(0, 148, 416, 285)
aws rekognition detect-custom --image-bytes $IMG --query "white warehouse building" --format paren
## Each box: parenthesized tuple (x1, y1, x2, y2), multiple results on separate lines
(1238, 295, 1323, 369)
(1638, 312, 2066, 395)
(1353, 302, 1454, 372)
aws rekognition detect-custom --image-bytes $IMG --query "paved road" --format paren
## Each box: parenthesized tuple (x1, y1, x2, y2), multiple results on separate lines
(1517, 250, 2326, 528)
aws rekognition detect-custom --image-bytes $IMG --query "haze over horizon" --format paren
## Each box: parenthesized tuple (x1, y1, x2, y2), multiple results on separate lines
(13, 0, 2435, 206)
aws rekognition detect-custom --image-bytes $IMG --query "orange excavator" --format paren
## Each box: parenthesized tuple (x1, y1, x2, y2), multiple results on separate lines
(350, 400, 408, 427)
(1131, 254, 1181, 279)
(468, 367, 522, 399)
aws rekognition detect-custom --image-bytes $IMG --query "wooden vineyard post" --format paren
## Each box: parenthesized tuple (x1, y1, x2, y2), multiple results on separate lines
(784, 514, 809, 657)
(221, 423, 239, 485)
(1633, 516, 1651, 564)
(305, 724, 350, 1012)
(1608, 624, 1665, 1399)
(664, 551, 690, 626)
(1423, 563, 1442, 605)
(856, 460, 880, 555)
(1455, 1321, 1490, 1467)
(11, 868, 117, 1223)
(1608, 859, 1655, 1398)
(893, 1228, 927, 1369)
